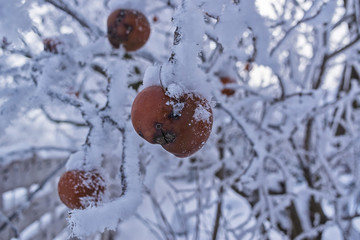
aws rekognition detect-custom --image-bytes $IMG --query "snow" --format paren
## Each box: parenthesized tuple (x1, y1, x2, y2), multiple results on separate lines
(201, 1, 227, 17)
(166, 100, 185, 117)
(68, 128, 143, 238)
(0, 86, 34, 137)
(160, 0, 211, 100)
(215, 5, 247, 52)
(108, 0, 146, 12)
(166, 83, 186, 98)
(1, 0, 360, 239)
(353, 218, 360, 232)
(142, 65, 161, 88)
(322, 226, 343, 240)
(0, 0, 32, 43)
(107, 60, 133, 126)
(193, 104, 211, 123)
(65, 151, 86, 171)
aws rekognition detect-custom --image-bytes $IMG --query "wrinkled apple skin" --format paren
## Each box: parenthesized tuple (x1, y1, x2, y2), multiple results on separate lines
(131, 85, 213, 158)
(58, 169, 105, 209)
(107, 9, 150, 51)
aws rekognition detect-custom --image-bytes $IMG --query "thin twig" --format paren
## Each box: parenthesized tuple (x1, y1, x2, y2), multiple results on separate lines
(44, 0, 104, 37)
(212, 170, 224, 240)
(145, 187, 177, 240)
(41, 106, 87, 127)
(0, 157, 68, 232)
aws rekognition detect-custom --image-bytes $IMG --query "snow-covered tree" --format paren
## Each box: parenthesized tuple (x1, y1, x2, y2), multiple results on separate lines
(1, 0, 360, 239)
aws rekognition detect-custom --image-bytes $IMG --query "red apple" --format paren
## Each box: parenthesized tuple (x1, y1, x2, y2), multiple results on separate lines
(107, 9, 151, 51)
(58, 169, 105, 209)
(131, 85, 213, 157)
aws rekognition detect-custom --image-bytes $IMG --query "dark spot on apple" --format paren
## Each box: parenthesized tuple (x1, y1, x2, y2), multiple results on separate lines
(125, 24, 133, 33)
(117, 11, 126, 23)
(164, 132, 176, 144)
(168, 111, 180, 120)
(154, 135, 166, 145)
(153, 131, 176, 145)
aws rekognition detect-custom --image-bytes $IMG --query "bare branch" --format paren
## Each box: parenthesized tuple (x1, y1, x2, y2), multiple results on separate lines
(41, 105, 88, 127)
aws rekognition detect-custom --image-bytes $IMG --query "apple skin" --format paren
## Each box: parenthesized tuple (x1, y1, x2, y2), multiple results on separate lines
(58, 169, 105, 209)
(107, 9, 150, 51)
(131, 85, 213, 158)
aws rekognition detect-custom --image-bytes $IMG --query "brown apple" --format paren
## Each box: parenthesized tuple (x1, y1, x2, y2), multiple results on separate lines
(58, 169, 105, 209)
(131, 85, 213, 157)
(220, 76, 236, 96)
(107, 9, 150, 51)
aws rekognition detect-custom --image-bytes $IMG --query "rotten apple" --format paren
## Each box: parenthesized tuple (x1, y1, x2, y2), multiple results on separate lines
(107, 9, 150, 51)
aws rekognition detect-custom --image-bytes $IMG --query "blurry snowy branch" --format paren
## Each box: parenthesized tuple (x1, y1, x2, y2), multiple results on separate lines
(44, 0, 105, 38)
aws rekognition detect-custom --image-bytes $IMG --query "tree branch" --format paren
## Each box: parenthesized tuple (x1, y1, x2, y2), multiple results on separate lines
(41, 106, 88, 127)
(44, 0, 104, 37)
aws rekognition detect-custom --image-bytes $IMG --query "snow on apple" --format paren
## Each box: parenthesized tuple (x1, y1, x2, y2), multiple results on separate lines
(193, 104, 212, 123)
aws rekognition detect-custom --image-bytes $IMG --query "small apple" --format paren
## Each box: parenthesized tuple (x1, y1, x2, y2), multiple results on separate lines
(58, 169, 105, 209)
(131, 85, 213, 157)
(153, 15, 159, 23)
(43, 38, 62, 54)
(220, 76, 236, 96)
(107, 9, 151, 51)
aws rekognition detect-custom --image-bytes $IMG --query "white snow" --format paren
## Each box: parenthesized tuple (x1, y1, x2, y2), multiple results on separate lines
(68, 127, 143, 238)
(0, 0, 32, 43)
(193, 104, 211, 123)
(1, 0, 360, 239)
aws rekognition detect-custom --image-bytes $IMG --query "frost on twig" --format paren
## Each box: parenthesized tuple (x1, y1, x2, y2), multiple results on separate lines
(1, 0, 360, 239)
(68, 128, 142, 238)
